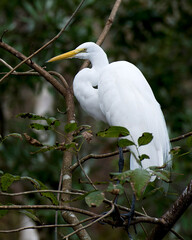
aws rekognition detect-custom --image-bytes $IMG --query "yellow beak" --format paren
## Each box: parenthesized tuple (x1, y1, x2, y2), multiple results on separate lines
(47, 48, 84, 62)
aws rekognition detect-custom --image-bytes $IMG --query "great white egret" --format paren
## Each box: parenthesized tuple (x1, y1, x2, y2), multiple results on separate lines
(48, 42, 171, 177)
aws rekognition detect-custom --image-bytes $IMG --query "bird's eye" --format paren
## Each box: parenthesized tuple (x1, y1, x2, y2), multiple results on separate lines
(81, 48, 87, 53)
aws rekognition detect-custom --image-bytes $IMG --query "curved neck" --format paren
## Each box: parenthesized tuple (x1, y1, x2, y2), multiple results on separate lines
(89, 50, 109, 71)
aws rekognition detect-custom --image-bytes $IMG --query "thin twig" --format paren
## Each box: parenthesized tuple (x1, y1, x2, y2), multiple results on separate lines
(62, 204, 115, 239)
(0, 58, 15, 71)
(0, 204, 97, 217)
(0, 189, 82, 197)
(0, 41, 67, 97)
(71, 148, 130, 171)
(81, 0, 122, 69)
(0, 0, 86, 83)
(76, 154, 98, 190)
(170, 131, 192, 142)
(170, 229, 185, 240)
(0, 216, 97, 234)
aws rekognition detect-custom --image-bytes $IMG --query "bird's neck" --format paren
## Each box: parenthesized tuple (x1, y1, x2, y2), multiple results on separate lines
(89, 51, 109, 71)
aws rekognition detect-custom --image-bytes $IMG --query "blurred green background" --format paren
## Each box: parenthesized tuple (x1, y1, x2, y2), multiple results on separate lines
(0, 0, 192, 239)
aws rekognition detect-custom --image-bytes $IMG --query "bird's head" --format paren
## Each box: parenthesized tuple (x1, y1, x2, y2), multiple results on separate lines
(47, 42, 106, 62)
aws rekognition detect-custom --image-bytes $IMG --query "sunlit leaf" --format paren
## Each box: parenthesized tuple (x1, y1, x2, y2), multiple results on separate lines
(138, 132, 153, 146)
(97, 126, 130, 138)
(85, 191, 104, 207)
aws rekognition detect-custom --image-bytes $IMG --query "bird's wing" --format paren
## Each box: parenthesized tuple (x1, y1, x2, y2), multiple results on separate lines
(73, 68, 107, 122)
(98, 61, 170, 169)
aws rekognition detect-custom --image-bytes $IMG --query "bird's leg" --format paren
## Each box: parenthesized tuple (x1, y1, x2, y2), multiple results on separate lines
(116, 147, 136, 239)
(118, 146, 124, 173)
(113, 147, 124, 205)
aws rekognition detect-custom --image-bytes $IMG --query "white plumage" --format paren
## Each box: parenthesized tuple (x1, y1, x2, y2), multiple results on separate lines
(48, 42, 171, 173)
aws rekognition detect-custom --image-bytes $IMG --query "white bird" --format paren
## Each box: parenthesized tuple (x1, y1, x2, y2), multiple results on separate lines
(48, 42, 171, 174)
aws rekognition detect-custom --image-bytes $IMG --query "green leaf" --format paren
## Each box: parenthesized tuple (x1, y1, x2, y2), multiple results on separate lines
(46, 117, 60, 127)
(17, 112, 46, 120)
(139, 154, 150, 161)
(138, 132, 153, 146)
(111, 170, 132, 182)
(85, 191, 104, 207)
(118, 139, 135, 147)
(22, 177, 58, 205)
(129, 169, 151, 200)
(97, 126, 130, 138)
(30, 123, 52, 130)
(150, 169, 171, 183)
(17, 113, 60, 127)
(64, 122, 78, 133)
(31, 145, 58, 154)
(0, 173, 21, 191)
(0, 133, 23, 144)
(107, 182, 124, 195)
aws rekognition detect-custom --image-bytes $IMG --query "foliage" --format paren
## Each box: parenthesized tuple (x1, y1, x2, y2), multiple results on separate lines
(0, 0, 192, 239)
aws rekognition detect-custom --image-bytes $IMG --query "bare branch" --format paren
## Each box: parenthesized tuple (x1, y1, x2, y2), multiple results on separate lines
(0, 41, 67, 96)
(148, 179, 192, 240)
(81, 0, 122, 69)
(62, 203, 115, 239)
(170, 229, 185, 240)
(76, 155, 98, 190)
(0, 189, 82, 197)
(170, 131, 192, 142)
(0, 216, 97, 234)
(71, 149, 130, 171)
(0, 58, 15, 71)
(0, 204, 97, 217)
(0, 0, 86, 83)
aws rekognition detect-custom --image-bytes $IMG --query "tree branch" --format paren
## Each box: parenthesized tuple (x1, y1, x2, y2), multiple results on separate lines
(0, 41, 67, 96)
(71, 149, 130, 171)
(0, 0, 86, 83)
(81, 0, 122, 69)
(170, 131, 192, 142)
(62, 203, 115, 239)
(148, 179, 192, 240)
(0, 216, 97, 234)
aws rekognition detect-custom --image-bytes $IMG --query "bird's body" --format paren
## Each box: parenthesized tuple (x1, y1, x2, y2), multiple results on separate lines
(48, 42, 171, 173)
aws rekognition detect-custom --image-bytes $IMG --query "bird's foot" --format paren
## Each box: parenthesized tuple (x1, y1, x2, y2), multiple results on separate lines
(111, 194, 136, 239)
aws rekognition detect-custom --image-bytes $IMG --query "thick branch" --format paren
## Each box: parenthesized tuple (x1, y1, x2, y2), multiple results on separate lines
(148, 179, 192, 240)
